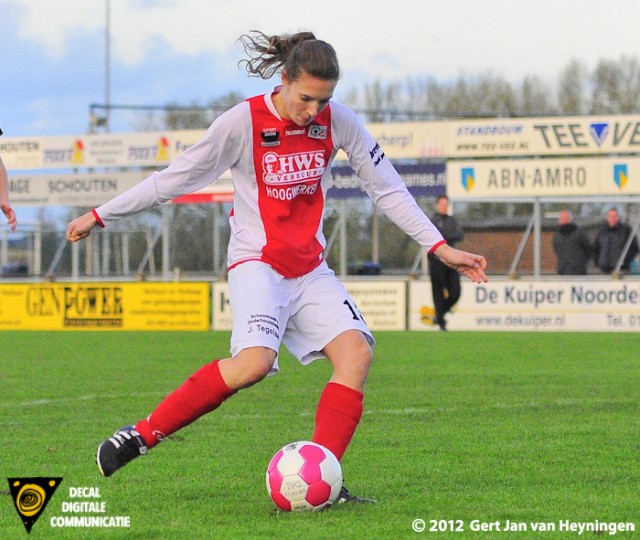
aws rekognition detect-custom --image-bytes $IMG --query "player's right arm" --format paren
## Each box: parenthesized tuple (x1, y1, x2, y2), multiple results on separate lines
(0, 156, 17, 232)
(67, 103, 248, 242)
(67, 210, 98, 242)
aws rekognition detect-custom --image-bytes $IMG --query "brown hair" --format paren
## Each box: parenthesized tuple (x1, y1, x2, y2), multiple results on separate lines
(238, 30, 340, 82)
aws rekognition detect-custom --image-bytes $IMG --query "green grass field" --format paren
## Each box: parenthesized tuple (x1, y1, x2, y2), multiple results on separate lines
(1, 331, 638, 539)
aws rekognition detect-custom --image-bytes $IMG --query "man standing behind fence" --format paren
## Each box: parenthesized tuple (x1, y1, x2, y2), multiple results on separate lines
(428, 195, 464, 331)
(593, 208, 639, 274)
(553, 210, 591, 275)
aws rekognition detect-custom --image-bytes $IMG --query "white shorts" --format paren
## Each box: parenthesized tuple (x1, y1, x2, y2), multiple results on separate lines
(228, 260, 374, 372)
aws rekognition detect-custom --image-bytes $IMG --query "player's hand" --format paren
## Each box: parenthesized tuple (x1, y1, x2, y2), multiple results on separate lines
(433, 243, 488, 283)
(67, 212, 98, 242)
(1, 203, 17, 232)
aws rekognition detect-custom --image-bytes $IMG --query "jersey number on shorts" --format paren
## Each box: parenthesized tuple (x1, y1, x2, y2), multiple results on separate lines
(343, 300, 364, 322)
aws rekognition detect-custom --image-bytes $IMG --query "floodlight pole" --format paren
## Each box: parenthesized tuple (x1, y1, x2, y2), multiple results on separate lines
(104, 0, 111, 132)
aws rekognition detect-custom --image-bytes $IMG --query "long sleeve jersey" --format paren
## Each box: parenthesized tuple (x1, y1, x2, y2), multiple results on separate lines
(95, 88, 445, 278)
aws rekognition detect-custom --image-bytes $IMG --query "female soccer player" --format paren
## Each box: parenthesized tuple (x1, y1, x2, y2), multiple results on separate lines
(67, 31, 487, 502)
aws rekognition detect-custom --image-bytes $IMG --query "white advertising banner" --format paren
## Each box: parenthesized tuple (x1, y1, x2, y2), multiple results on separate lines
(5, 115, 640, 169)
(212, 280, 406, 332)
(2, 126, 448, 170)
(447, 157, 640, 199)
(0, 136, 43, 168)
(8, 171, 148, 207)
(343, 281, 406, 330)
(363, 121, 447, 159)
(447, 115, 640, 157)
(212, 282, 233, 331)
(2, 130, 203, 170)
(409, 279, 640, 332)
(600, 157, 640, 195)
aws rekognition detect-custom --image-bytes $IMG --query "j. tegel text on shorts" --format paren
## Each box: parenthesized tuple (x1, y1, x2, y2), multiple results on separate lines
(411, 518, 636, 535)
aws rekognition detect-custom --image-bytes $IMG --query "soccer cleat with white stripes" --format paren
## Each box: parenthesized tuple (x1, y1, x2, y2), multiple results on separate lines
(96, 426, 147, 477)
(336, 485, 376, 504)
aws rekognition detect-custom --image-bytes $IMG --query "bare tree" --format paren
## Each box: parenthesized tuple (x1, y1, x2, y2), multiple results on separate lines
(164, 92, 245, 129)
(519, 75, 554, 116)
(617, 55, 640, 113)
(558, 59, 587, 115)
(591, 59, 623, 114)
(590, 55, 640, 114)
(361, 79, 406, 122)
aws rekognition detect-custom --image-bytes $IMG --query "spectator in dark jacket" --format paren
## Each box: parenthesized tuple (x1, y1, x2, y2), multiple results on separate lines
(553, 210, 591, 275)
(593, 208, 639, 274)
(428, 195, 464, 331)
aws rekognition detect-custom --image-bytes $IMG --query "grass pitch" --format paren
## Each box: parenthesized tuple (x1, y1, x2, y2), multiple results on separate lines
(0, 331, 638, 539)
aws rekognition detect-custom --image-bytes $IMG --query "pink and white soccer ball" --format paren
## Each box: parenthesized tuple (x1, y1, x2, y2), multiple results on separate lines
(266, 441, 342, 511)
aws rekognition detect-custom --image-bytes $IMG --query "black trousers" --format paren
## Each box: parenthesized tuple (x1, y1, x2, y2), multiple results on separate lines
(429, 260, 461, 326)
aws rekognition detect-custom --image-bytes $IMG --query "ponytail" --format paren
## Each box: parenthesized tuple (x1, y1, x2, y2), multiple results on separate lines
(238, 30, 340, 82)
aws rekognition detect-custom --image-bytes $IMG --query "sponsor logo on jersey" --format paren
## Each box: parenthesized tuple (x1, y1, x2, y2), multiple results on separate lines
(261, 128, 280, 147)
(262, 151, 325, 185)
(265, 182, 319, 200)
(285, 128, 306, 136)
(262, 150, 325, 200)
(308, 125, 327, 140)
(369, 141, 386, 166)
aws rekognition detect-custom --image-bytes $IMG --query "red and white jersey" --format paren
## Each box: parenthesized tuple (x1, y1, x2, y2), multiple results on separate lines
(95, 88, 445, 278)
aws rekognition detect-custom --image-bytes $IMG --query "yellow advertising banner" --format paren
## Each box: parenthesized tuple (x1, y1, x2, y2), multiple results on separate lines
(0, 282, 211, 331)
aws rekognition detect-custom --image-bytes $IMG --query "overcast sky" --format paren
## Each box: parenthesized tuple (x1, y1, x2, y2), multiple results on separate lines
(2, 0, 640, 136)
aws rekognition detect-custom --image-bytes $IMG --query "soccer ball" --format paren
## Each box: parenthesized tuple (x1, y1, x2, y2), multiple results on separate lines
(266, 441, 342, 512)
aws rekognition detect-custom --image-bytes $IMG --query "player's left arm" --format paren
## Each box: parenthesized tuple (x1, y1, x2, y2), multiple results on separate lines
(332, 103, 487, 282)
(67, 211, 98, 242)
(432, 243, 487, 283)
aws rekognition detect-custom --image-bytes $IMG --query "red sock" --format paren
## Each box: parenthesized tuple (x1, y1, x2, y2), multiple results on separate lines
(312, 382, 364, 461)
(135, 360, 235, 448)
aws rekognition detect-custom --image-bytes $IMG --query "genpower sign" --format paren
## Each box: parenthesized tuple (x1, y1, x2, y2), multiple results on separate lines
(0, 283, 210, 330)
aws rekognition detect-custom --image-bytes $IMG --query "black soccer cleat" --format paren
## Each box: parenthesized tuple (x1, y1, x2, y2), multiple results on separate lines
(336, 485, 376, 504)
(96, 426, 147, 477)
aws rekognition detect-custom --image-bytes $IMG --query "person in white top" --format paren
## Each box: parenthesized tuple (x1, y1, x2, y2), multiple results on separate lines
(0, 128, 17, 232)
(67, 30, 487, 503)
